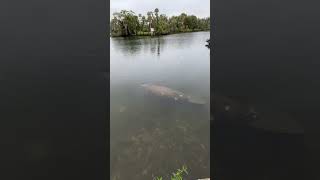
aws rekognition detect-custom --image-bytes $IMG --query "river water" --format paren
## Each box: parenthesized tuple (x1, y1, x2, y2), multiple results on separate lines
(110, 32, 210, 180)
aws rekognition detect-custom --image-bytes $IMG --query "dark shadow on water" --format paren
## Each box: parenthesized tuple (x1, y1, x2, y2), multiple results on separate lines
(212, 94, 305, 180)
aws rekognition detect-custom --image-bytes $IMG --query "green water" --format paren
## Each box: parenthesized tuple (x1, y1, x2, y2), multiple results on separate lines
(110, 32, 210, 180)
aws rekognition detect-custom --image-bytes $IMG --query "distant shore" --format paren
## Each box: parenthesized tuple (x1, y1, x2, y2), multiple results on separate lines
(111, 9, 210, 38)
(110, 29, 210, 38)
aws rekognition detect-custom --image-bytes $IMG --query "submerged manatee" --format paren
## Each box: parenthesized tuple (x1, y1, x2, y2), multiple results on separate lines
(141, 84, 206, 105)
(213, 93, 304, 134)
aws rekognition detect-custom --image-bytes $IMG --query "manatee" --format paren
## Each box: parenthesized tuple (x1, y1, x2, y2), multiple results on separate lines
(213, 93, 304, 134)
(141, 83, 206, 105)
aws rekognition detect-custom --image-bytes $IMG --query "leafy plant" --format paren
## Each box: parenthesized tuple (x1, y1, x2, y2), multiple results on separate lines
(154, 165, 188, 180)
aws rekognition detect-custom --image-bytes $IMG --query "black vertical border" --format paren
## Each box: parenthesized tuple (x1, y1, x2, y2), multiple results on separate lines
(210, 0, 215, 178)
(0, 0, 110, 179)
(106, 0, 110, 179)
(210, 0, 308, 179)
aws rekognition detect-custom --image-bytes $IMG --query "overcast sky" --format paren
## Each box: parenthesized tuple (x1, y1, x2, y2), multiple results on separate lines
(110, 0, 210, 19)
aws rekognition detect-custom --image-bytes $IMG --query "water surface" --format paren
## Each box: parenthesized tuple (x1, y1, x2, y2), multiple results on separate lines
(110, 32, 210, 180)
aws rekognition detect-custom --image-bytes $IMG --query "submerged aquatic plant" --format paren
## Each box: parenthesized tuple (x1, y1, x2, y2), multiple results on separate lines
(154, 165, 188, 180)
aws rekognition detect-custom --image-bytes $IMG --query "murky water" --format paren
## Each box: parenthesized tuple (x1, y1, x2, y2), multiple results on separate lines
(110, 32, 210, 180)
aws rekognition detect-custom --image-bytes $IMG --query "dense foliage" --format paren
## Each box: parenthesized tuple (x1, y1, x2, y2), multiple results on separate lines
(111, 9, 210, 37)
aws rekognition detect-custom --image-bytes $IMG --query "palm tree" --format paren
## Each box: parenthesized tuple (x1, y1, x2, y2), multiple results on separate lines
(141, 16, 146, 31)
(155, 8, 159, 21)
(154, 8, 159, 33)
(147, 11, 153, 30)
(137, 14, 142, 31)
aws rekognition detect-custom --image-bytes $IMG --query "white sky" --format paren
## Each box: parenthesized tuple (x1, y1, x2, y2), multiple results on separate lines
(110, 0, 210, 19)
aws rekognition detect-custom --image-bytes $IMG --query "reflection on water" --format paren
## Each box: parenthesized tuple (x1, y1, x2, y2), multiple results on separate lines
(110, 32, 210, 180)
(111, 33, 198, 57)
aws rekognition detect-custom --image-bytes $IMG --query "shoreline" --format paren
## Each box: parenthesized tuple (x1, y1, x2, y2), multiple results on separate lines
(110, 30, 210, 38)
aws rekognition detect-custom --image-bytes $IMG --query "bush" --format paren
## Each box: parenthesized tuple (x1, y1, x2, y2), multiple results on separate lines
(154, 165, 188, 180)
(137, 31, 152, 36)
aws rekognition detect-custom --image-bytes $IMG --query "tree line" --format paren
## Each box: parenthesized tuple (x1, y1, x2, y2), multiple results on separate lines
(110, 9, 210, 37)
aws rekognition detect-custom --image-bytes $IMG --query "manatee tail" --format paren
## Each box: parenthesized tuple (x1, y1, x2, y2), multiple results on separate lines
(140, 83, 149, 87)
(186, 95, 206, 105)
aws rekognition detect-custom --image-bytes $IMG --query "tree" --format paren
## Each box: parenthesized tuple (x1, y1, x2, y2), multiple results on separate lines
(146, 11, 155, 31)
(154, 8, 159, 20)
(110, 9, 210, 36)
(154, 8, 159, 33)
(111, 10, 139, 36)
(168, 16, 178, 33)
(184, 15, 198, 30)
(157, 14, 169, 34)
(177, 13, 188, 31)
(141, 16, 146, 31)
(111, 17, 121, 36)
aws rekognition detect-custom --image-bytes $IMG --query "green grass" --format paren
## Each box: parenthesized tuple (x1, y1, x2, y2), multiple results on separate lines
(137, 31, 152, 36)
(154, 165, 188, 180)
